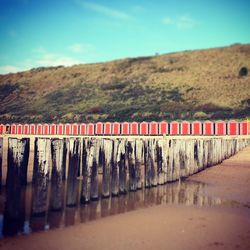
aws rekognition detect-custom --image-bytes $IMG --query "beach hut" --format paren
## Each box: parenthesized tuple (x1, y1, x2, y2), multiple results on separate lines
(192, 121, 202, 135)
(65, 123, 72, 135)
(159, 121, 168, 135)
(50, 123, 57, 135)
(140, 122, 149, 135)
(96, 122, 103, 135)
(170, 121, 179, 135)
(80, 123, 87, 135)
(130, 122, 139, 135)
(203, 121, 214, 135)
(43, 124, 49, 135)
(180, 121, 190, 135)
(87, 123, 95, 135)
(121, 122, 130, 135)
(37, 124, 43, 135)
(239, 120, 248, 135)
(72, 123, 79, 135)
(149, 121, 158, 135)
(215, 120, 226, 135)
(57, 123, 64, 135)
(227, 120, 239, 135)
(23, 124, 29, 134)
(0, 124, 3, 134)
(104, 122, 112, 135)
(112, 122, 121, 135)
(30, 124, 36, 135)
(11, 124, 17, 134)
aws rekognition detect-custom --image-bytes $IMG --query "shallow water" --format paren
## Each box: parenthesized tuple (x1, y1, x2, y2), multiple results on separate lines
(0, 179, 228, 239)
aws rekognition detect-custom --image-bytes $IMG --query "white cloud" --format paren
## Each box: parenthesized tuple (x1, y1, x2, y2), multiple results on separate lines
(68, 43, 95, 53)
(162, 15, 196, 29)
(0, 65, 23, 74)
(36, 53, 81, 67)
(77, 0, 132, 20)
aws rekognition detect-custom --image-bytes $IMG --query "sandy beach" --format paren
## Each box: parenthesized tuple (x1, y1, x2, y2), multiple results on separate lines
(0, 145, 250, 250)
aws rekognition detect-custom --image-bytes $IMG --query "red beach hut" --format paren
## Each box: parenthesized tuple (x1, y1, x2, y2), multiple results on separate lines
(140, 122, 149, 135)
(228, 120, 239, 135)
(57, 123, 64, 135)
(104, 122, 112, 135)
(192, 121, 202, 135)
(170, 121, 179, 135)
(80, 123, 87, 135)
(159, 121, 168, 135)
(30, 124, 36, 135)
(23, 124, 29, 134)
(50, 123, 57, 135)
(11, 124, 17, 134)
(180, 121, 190, 135)
(130, 122, 139, 135)
(37, 124, 43, 135)
(149, 121, 158, 135)
(203, 121, 214, 135)
(121, 122, 130, 135)
(43, 124, 49, 135)
(0, 124, 3, 134)
(215, 120, 226, 135)
(239, 120, 248, 135)
(96, 122, 103, 135)
(112, 122, 121, 135)
(87, 123, 95, 135)
(65, 123, 72, 135)
(72, 123, 79, 135)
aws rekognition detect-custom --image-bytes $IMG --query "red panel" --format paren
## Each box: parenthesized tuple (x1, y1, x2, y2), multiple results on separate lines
(0, 124, 3, 134)
(43, 124, 49, 135)
(104, 122, 112, 135)
(11, 124, 17, 134)
(192, 121, 202, 135)
(170, 122, 179, 135)
(96, 122, 103, 135)
(240, 121, 247, 135)
(203, 121, 213, 135)
(228, 120, 238, 135)
(121, 122, 129, 135)
(87, 123, 94, 135)
(72, 123, 79, 135)
(65, 123, 71, 135)
(159, 121, 168, 135)
(149, 121, 158, 135)
(30, 124, 36, 135)
(215, 121, 226, 135)
(50, 124, 56, 135)
(131, 122, 139, 135)
(140, 122, 149, 135)
(37, 124, 43, 135)
(181, 121, 190, 135)
(112, 122, 120, 135)
(80, 123, 86, 135)
(23, 124, 29, 134)
(57, 124, 64, 135)
(16, 124, 22, 134)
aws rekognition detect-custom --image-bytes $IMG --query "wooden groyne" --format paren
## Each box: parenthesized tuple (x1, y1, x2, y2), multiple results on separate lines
(3, 136, 250, 216)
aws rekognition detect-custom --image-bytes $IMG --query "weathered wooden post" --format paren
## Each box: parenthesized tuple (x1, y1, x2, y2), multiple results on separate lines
(51, 139, 66, 210)
(32, 138, 51, 215)
(62, 139, 68, 181)
(0, 138, 3, 190)
(127, 140, 137, 191)
(66, 138, 81, 206)
(81, 138, 100, 203)
(102, 139, 113, 198)
(135, 139, 143, 189)
(111, 139, 120, 196)
(118, 139, 127, 194)
(167, 139, 174, 182)
(5, 138, 29, 219)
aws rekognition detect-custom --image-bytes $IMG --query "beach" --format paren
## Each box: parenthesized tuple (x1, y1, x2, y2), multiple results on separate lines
(0, 145, 250, 250)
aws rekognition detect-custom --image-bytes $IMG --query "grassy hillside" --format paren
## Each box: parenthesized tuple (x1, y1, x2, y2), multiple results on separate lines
(0, 44, 250, 123)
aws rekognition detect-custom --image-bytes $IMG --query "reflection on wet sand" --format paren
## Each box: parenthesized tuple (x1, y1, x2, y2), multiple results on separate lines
(0, 180, 224, 238)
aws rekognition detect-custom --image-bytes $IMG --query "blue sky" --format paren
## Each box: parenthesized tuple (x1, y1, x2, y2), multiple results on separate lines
(0, 0, 249, 74)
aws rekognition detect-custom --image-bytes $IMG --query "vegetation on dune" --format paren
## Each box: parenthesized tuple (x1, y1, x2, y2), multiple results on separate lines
(0, 44, 250, 123)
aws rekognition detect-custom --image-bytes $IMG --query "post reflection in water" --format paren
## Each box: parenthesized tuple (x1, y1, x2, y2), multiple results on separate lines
(0, 180, 223, 238)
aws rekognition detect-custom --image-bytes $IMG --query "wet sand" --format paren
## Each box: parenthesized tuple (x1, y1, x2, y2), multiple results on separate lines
(1, 145, 250, 250)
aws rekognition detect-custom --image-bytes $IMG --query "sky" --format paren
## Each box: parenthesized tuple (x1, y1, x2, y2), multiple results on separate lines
(0, 0, 249, 74)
